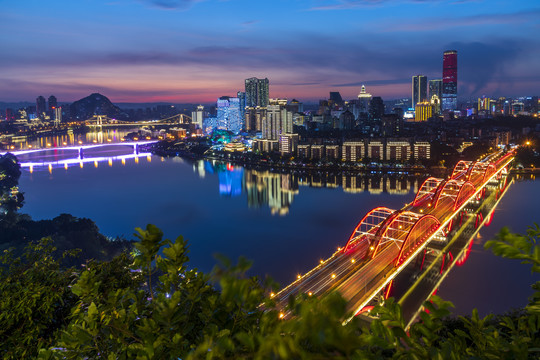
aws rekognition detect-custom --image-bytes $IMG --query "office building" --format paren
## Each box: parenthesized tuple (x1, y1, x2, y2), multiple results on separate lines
(245, 77, 269, 107)
(412, 75, 428, 107)
(442, 50, 458, 111)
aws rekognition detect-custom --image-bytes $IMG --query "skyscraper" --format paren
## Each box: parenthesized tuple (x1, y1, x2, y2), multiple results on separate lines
(217, 96, 242, 133)
(245, 77, 269, 107)
(237, 91, 246, 121)
(412, 75, 427, 107)
(428, 79, 442, 100)
(36, 96, 46, 118)
(442, 50, 458, 111)
(191, 105, 204, 129)
(48, 95, 57, 115)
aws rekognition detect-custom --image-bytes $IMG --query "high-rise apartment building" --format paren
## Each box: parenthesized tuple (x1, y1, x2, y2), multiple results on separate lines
(245, 77, 269, 107)
(442, 50, 458, 111)
(412, 75, 427, 107)
(263, 100, 292, 140)
(216, 96, 242, 133)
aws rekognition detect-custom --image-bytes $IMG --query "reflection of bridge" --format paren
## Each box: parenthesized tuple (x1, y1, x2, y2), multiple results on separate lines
(272, 149, 515, 324)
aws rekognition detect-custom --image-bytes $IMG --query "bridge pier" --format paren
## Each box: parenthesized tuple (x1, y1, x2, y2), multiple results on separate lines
(79, 148, 84, 160)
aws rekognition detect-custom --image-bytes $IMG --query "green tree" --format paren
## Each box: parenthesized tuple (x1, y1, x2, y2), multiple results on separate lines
(0, 153, 24, 215)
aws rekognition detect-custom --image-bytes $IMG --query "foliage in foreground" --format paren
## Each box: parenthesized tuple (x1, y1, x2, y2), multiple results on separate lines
(0, 224, 538, 359)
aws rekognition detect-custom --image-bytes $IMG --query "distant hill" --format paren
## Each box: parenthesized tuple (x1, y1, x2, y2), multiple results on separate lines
(69, 93, 127, 121)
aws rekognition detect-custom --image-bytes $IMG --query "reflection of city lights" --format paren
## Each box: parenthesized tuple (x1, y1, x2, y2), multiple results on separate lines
(108, 159, 113, 167)
(29, 165, 33, 173)
(135, 157, 139, 164)
(94, 161, 98, 168)
(122, 158, 126, 165)
(48, 164, 52, 173)
(80, 162, 83, 168)
(64, 163, 68, 170)
(147, 155, 151, 162)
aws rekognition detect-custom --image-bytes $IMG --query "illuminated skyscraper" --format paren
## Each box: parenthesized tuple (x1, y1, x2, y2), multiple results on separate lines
(428, 79, 442, 101)
(442, 50, 458, 111)
(217, 96, 242, 133)
(412, 75, 427, 107)
(245, 77, 269, 107)
(191, 105, 204, 128)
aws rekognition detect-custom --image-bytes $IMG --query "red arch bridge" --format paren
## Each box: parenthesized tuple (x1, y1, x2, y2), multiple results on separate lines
(272, 150, 515, 323)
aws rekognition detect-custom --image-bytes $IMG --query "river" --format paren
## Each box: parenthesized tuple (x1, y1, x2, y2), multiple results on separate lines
(17, 150, 538, 317)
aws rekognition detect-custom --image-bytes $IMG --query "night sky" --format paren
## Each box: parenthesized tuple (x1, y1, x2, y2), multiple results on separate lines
(1, 0, 539, 103)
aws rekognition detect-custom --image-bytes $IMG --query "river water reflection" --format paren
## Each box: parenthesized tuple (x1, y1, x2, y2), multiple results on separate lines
(18, 152, 538, 317)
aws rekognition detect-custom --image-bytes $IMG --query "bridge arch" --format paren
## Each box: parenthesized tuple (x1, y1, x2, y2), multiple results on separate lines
(453, 181, 475, 211)
(451, 160, 471, 179)
(468, 162, 489, 186)
(482, 164, 497, 183)
(371, 210, 422, 258)
(344, 207, 394, 252)
(412, 177, 444, 207)
(433, 179, 462, 210)
(395, 214, 440, 266)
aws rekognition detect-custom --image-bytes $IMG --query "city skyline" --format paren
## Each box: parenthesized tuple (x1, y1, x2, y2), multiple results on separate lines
(1, 0, 539, 103)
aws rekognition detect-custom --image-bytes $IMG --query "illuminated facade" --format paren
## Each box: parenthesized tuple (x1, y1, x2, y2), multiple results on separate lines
(279, 133, 299, 155)
(415, 102, 433, 122)
(191, 105, 204, 129)
(263, 99, 293, 141)
(428, 79, 442, 101)
(342, 141, 364, 162)
(442, 50, 458, 111)
(245, 106, 266, 132)
(430, 95, 441, 115)
(413, 141, 431, 160)
(367, 141, 384, 161)
(412, 75, 427, 107)
(245, 77, 269, 108)
(217, 96, 242, 133)
(386, 141, 411, 162)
